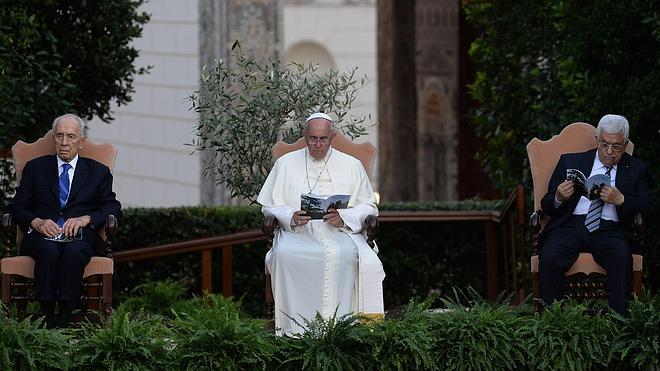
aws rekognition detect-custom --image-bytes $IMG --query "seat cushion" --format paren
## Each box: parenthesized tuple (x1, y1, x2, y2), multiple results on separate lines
(1, 256, 113, 279)
(531, 253, 643, 274)
(0, 256, 35, 278)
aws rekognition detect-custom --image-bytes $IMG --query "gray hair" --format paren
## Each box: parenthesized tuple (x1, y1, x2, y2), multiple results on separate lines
(52, 113, 87, 137)
(596, 114, 629, 141)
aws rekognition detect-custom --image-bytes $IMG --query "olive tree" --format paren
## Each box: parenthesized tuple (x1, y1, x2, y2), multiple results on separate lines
(189, 42, 372, 202)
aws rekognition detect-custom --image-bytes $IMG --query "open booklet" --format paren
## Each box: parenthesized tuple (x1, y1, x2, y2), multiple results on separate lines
(566, 169, 611, 200)
(300, 193, 350, 220)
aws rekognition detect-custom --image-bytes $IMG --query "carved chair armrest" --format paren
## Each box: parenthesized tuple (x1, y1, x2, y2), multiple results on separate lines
(262, 215, 278, 249)
(105, 214, 118, 238)
(631, 212, 643, 233)
(2, 213, 12, 235)
(529, 210, 543, 233)
(363, 214, 379, 248)
(529, 210, 544, 255)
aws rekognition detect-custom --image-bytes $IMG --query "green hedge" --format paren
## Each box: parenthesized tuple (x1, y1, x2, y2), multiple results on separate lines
(86, 201, 658, 317)
(1, 290, 659, 370)
(110, 201, 504, 317)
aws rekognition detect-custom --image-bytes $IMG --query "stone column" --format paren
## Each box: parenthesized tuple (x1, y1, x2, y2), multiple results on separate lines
(377, 0, 418, 202)
(415, 0, 459, 201)
(198, 0, 279, 205)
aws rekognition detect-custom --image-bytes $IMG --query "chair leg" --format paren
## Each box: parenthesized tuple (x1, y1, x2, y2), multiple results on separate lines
(1, 273, 10, 317)
(532, 271, 543, 312)
(265, 271, 274, 331)
(632, 270, 643, 298)
(102, 274, 112, 317)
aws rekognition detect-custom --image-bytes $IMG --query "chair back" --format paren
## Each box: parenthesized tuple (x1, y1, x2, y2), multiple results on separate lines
(271, 131, 376, 179)
(10, 130, 118, 243)
(12, 129, 117, 185)
(526, 122, 634, 214)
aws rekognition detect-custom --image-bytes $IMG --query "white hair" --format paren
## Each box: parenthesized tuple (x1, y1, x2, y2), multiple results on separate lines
(596, 114, 629, 141)
(304, 112, 335, 132)
(52, 113, 87, 137)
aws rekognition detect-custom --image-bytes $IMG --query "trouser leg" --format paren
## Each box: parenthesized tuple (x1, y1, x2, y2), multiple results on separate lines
(590, 227, 632, 315)
(539, 223, 582, 306)
(57, 239, 93, 304)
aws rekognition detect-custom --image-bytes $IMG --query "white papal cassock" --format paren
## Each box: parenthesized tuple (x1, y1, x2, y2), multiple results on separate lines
(257, 147, 385, 336)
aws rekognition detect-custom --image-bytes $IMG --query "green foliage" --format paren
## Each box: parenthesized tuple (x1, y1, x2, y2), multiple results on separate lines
(462, 0, 660, 292)
(189, 41, 372, 201)
(368, 299, 437, 371)
(613, 294, 660, 368)
(0, 315, 72, 370)
(523, 303, 618, 369)
(170, 294, 276, 370)
(0, 0, 150, 147)
(463, 0, 660, 193)
(275, 311, 372, 371)
(430, 289, 529, 370)
(117, 280, 196, 317)
(103, 202, 501, 317)
(72, 309, 171, 370)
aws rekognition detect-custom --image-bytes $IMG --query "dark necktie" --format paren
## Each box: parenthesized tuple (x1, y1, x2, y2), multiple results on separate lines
(58, 163, 72, 226)
(584, 166, 612, 232)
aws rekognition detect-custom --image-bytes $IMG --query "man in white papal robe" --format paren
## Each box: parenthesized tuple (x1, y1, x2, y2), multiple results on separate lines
(257, 112, 385, 336)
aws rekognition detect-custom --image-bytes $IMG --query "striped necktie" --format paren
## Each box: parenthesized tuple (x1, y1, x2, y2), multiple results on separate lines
(58, 163, 72, 226)
(584, 166, 612, 232)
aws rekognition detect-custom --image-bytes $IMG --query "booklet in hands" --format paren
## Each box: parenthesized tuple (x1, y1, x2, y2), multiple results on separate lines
(566, 169, 610, 200)
(300, 193, 350, 220)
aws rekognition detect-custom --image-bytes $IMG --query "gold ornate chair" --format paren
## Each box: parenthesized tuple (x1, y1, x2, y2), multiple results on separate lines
(528, 122, 643, 310)
(261, 131, 378, 325)
(1, 130, 118, 321)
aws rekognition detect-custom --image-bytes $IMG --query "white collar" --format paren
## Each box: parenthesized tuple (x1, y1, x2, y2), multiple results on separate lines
(57, 154, 79, 171)
(593, 152, 616, 171)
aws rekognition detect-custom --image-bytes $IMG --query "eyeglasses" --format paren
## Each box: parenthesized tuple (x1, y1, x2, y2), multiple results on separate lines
(306, 136, 331, 145)
(598, 141, 625, 153)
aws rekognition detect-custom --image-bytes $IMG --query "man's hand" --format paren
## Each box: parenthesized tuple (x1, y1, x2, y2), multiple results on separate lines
(323, 208, 344, 227)
(291, 210, 311, 227)
(556, 179, 575, 202)
(30, 218, 61, 238)
(600, 186, 625, 206)
(62, 215, 91, 237)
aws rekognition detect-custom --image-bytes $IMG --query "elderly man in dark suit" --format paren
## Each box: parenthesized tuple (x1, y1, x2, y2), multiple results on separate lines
(7, 114, 122, 327)
(539, 114, 652, 314)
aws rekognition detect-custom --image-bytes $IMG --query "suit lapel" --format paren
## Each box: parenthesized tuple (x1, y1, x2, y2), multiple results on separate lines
(47, 155, 60, 199)
(579, 149, 597, 178)
(68, 157, 89, 204)
(615, 154, 630, 190)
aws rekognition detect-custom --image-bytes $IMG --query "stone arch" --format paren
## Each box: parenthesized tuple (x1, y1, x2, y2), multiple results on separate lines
(284, 41, 336, 73)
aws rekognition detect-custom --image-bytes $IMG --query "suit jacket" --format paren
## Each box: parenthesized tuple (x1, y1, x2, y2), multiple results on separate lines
(7, 155, 122, 254)
(540, 149, 651, 250)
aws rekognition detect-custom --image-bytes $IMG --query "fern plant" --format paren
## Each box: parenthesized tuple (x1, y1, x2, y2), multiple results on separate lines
(0, 316, 72, 370)
(523, 302, 618, 370)
(71, 309, 172, 370)
(430, 288, 529, 370)
(170, 294, 276, 370)
(366, 298, 437, 371)
(274, 309, 373, 371)
(612, 294, 660, 369)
